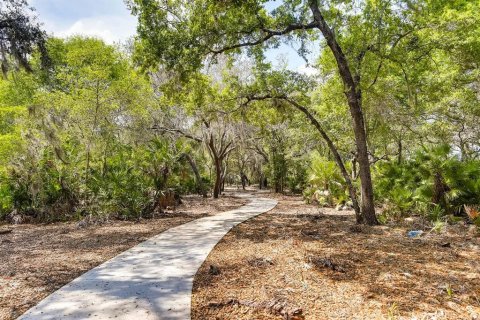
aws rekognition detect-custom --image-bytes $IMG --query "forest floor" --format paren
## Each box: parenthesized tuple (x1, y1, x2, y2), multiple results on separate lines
(192, 193, 480, 320)
(0, 194, 246, 320)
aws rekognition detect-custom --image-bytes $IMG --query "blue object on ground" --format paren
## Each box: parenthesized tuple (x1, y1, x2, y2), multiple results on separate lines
(407, 230, 424, 238)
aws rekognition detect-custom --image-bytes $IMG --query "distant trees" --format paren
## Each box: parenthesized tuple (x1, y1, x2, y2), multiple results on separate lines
(129, 0, 480, 225)
(154, 71, 239, 199)
(1, 0, 479, 226)
(0, 37, 201, 220)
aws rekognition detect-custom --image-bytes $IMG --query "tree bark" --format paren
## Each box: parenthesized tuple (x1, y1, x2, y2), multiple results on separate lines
(397, 139, 403, 164)
(309, 1, 377, 225)
(183, 153, 207, 198)
(284, 98, 362, 221)
(85, 80, 101, 189)
(213, 158, 222, 198)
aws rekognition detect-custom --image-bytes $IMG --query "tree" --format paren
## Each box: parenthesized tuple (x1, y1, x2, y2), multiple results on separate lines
(0, 0, 49, 77)
(129, 0, 379, 224)
(155, 73, 239, 199)
(0, 36, 196, 220)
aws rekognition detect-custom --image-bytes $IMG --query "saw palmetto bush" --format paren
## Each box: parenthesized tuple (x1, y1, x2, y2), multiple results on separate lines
(374, 145, 480, 220)
(303, 151, 349, 206)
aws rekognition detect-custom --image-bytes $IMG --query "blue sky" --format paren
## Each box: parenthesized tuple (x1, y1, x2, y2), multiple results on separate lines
(31, 0, 317, 74)
(31, 0, 137, 44)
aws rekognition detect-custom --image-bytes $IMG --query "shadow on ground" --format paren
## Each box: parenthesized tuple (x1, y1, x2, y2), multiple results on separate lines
(192, 194, 480, 320)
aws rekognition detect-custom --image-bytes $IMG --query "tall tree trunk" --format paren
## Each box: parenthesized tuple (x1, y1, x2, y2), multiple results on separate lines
(309, 1, 377, 225)
(85, 80, 101, 188)
(433, 171, 449, 209)
(352, 157, 358, 180)
(213, 158, 222, 198)
(397, 139, 403, 164)
(284, 98, 362, 221)
(184, 153, 207, 198)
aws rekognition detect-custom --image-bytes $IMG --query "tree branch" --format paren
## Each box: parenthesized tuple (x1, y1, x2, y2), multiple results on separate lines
(150, 126, 202, 142)
(209, 22, 318, 54)
(241, 93, 361, 216)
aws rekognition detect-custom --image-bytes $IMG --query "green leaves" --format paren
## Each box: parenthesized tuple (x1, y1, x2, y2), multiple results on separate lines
(374, 145, 480, 219)
(129, 0, 320, 75)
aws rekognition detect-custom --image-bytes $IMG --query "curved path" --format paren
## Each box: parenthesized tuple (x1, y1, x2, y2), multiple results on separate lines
(19, 194, 277, 320)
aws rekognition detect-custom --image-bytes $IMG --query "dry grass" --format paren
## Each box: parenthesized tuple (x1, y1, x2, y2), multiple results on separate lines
(0, 194, 246, 320)
(192, 194, 480, 320)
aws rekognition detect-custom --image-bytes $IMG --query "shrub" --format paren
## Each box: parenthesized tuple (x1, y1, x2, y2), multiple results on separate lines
(304, 151, 349, 206)
(374, 145, 480, 220)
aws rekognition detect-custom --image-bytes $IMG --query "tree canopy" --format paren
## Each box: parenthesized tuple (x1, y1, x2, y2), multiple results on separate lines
(0, 0, 479, 228)
(0, 0, 49, 76)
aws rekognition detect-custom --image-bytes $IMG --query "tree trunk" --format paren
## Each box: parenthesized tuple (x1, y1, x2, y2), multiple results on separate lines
(397, 139, 403, 164)
(184, 153, 207, 198)
(213, 159, 222, 198)
(220, 165, 227, 192)
(85, 80, 101, 188)
(309, 1, 377, 225)
(241, 172, 248, 190)
(433, 171, 449, 209)
(352, 157, 358, 180)
(284, 98, 362, 222)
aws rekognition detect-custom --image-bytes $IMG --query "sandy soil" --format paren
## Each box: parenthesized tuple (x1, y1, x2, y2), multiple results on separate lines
(0, 194, 246, 320)
(192, 194, 480, 320)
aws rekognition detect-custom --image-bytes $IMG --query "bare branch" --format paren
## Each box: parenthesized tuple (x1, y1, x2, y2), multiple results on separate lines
(150, 126, 202, 142)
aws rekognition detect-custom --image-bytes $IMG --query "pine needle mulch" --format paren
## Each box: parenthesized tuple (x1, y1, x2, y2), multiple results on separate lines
(0, 195, 246, 320)
(192, 194, 480, 320)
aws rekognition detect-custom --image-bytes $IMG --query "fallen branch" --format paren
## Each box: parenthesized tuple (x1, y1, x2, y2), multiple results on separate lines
(308, 256, 346, 273)
(0, 229, 13, 235)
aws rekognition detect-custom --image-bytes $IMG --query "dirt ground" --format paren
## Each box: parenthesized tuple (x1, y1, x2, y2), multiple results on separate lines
(192, 194, 480, 320)
(0, 194, 246, 320)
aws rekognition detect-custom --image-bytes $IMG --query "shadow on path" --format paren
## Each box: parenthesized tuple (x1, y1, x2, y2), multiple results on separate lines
(19, 195, 277, 320)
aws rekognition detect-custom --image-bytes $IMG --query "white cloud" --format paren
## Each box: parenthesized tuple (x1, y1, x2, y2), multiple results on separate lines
(49, 15, 137, 44)
(297, 64, 319, 76)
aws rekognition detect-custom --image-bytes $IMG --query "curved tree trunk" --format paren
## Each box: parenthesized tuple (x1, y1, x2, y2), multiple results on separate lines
(284, 98, 362, 222)
(309, 1, 377, 225)
(183, 153, 207, 198)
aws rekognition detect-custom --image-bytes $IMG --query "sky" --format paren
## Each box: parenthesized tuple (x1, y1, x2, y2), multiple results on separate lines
(30, 0, 137, 44)
(30, 0, 318, 74)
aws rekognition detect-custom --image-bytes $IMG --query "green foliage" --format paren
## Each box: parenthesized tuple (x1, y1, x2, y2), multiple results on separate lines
(0, 37, 207, 221)
(2, 0, 480, 225)
(287, 161, 307, 194)
(0, 0, 49, 74)
(129, 0, 480, 221)
(304, 151, 348, 206)
(374, 145, 480, 220)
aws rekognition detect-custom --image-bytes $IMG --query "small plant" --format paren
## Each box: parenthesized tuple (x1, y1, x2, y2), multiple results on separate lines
(428, 204, 445, 222)
(374, 146, 480, 221)
(304, 151, 348, 206)
(445, 284, 454, 298)
(377, 211, 389, 224)
(387, 302, 398, 320)
(465, 205, 480, 227)
(431, 219, 446, 233)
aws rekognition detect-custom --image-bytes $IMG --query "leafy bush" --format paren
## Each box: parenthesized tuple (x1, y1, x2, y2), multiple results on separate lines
(303, 151, 349, 206)
(374, 145, 480, 220)
(3, 138, 196, 222)
(287, 161, 307, 194)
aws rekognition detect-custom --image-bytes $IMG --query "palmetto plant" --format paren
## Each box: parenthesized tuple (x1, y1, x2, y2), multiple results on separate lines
(375, 144, 480, 219)
(305, 151, 347, 205)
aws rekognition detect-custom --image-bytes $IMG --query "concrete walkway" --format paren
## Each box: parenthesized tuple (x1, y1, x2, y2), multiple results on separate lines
(19, 194, 277, 320)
